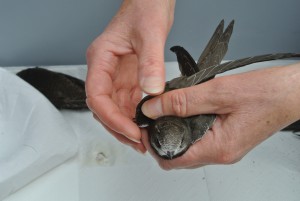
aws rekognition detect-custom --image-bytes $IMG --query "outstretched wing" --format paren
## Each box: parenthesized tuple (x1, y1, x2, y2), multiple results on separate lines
(167, 53, 300, 90)
(170, 46, 198, 76)
(197, 20, 234, 70)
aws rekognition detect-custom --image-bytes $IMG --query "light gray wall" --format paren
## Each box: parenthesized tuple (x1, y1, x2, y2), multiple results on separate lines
(0, 0, 299, 66)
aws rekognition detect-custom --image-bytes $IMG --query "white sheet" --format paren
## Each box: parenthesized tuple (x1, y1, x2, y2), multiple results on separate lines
(0, 68, 78, 200)
(2, 61, 300, 201)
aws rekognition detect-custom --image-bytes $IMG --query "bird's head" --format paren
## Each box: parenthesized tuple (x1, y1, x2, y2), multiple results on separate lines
(149, 116, 192, 160)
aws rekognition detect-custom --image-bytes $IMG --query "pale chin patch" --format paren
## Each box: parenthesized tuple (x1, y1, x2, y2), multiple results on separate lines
(138, 123, 149, 128)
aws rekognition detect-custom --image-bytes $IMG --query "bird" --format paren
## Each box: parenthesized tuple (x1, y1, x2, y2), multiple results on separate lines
(135, 20, 300, 160)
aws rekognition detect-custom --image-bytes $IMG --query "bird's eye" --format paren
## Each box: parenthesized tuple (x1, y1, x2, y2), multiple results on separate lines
(155, 125, 160, 134)
(155, 138, 161, 148)
(179, 137, 185, 148)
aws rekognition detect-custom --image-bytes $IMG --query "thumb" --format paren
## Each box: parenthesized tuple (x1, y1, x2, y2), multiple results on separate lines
(137, 39, 166, 95)
(141, 81, 230, 119)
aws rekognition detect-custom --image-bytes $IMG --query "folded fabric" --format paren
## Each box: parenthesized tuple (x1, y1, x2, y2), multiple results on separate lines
(0, 68, 78, 200)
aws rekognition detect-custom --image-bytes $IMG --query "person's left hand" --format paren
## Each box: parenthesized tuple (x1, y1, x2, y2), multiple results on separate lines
(141, 63, 300, 170)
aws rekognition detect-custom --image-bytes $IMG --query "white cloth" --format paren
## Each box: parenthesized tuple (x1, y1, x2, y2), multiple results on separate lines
(1, 62, 300, 201)
(0, 68, 78, 200)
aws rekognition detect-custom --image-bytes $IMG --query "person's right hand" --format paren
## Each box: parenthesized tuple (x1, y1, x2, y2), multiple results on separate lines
(141, 63, 300, 169)
(85, 0, 175, 153)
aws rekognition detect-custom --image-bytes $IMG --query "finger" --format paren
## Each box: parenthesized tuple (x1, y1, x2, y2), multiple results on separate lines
(93, 113, 146, 153)
(136, 36, 166, 95)
(141, 78, 234, 119)
(86, 46, 141, 143)
(88, 95, 142, 142)
(86, 43, 118, 97)
(103, 124, 147, 154)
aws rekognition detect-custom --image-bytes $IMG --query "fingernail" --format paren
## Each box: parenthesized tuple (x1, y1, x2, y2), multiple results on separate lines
(127, 136, 141, 143)
(141, 76, 164, 94)
(122, 132, 141, 143)
(142, 98, 163, 119)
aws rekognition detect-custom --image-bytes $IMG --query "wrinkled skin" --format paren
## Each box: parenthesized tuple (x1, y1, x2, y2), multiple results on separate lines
(85, 0, 175, 153)
(142, 63, 300, 169)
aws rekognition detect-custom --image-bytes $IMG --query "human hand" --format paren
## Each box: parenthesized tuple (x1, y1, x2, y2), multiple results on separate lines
(141, 63, 300, 169)
(85, 0, 175, 153)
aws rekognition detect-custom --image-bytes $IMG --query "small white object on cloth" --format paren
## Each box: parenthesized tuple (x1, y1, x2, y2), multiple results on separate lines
(0, 68, 78, 200)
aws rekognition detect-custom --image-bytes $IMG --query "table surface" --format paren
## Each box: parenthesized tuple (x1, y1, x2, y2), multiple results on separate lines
(2, 60, 300, 201)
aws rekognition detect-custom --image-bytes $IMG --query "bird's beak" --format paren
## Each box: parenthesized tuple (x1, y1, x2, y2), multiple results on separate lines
(166, 151, 175, 159)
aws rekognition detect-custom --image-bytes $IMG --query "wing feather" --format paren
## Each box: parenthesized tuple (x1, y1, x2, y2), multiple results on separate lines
(167, 53, 300, 90)
(197, 20, 234, 70)
(170, 46, 198, 76)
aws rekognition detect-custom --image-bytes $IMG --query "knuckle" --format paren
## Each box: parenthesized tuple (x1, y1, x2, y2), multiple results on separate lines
(86, 97, 96, 111)
(86, 44, 96, 60)
(86, 35, 107, 62)
(166, 89, 188, 117)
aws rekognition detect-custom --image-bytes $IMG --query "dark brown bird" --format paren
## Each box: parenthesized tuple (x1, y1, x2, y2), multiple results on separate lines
(135, 20, 300, 160)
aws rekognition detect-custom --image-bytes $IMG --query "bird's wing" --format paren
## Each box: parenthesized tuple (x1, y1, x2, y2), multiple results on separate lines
(197, 20, 234, 71)
(17, 67, 88, 110)
(167, 53, 300, 90)
(196, 20, 224, 69)
(170, 46, 198, 76)
(187, 114, 216, 143)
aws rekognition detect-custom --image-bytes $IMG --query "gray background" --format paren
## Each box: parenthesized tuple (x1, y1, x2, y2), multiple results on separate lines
(0, 0, 299, 66)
